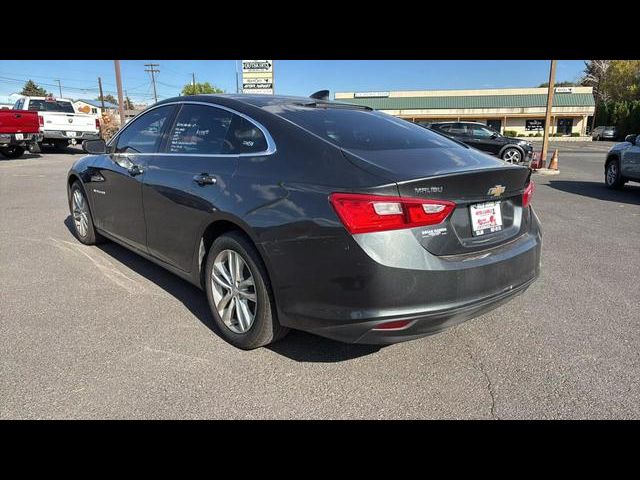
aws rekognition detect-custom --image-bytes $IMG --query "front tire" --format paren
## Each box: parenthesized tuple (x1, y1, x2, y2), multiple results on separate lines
(68, 181, 105, 245)
(502, 147, 522, 164)
(204, 231, 288, 350)
(605, 159, 626, 189)
(0, 146, 25, 159)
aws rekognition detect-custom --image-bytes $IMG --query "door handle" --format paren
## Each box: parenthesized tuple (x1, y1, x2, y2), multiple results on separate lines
(193, 173, 217, 186)
(127, 164, 144, 176)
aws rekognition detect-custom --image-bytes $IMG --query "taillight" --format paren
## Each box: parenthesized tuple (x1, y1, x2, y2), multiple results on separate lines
(329, 193, 456, 234)
(38, 115, 44, 127)
(95, 118, 100, 130)
(522, 180, 535, 208)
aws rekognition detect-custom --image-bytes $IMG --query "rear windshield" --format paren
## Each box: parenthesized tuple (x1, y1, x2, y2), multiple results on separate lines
(278, 107, 460, 151)
(27, 100, 75, 113)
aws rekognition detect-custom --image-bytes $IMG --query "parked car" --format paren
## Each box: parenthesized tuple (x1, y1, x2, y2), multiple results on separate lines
(0, 108, 43, 159)
(67, 94, 541, 349)
(604, 134, 640, 189)
(592, 125, 618, 141)
(13, 96, 100, 150)
(427, 121, 534, 164)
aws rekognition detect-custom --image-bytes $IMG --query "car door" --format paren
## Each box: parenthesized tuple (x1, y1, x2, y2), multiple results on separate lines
(467, 124, 501, 155)
(143, 103, 271, 272)
(621, 135, 640, 179)
(90, 105, 176, 252)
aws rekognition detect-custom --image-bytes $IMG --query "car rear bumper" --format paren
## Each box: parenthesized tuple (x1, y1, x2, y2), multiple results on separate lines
(268, 205, 542, 344)
(0, 133, 42, 146)
(311, 273, 538, 344)
(43, 130, 100, 141)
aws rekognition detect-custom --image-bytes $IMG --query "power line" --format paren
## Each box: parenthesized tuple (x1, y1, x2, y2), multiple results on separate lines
(144, 63, 160, 103)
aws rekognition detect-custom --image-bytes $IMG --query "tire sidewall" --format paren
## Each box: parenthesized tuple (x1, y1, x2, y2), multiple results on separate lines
(605, 159, 623, 189)
(69, 181, 98, 244)
(204, 232, 280, 350)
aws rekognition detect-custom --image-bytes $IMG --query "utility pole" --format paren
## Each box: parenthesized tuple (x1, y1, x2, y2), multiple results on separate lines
(55, 79, 62, 97)
(541, 60, 557, 168)
(144, 63, 160, 103)
(114, 60, 125, 126)
(192, 72, 196, 89)
(98, 77, 105, 110)
(98, 77, 105, 138)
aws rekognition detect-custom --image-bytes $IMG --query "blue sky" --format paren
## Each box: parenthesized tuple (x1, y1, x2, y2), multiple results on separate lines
(0, 60, 586, 104)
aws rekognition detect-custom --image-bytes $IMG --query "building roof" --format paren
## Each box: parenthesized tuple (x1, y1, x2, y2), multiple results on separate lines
(77, 99, 119, 109)
(334, 93, 595, 111)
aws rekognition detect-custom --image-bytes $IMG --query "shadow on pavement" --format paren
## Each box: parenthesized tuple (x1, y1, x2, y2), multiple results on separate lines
(63, 215, 380, 363)
(547, 180, 640, 206)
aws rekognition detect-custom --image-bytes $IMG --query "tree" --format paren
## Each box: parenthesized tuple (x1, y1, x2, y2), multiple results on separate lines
(600, 60, 640, 102)
(581, 60, 612, 103)
(538, 80, 579, 88)
(181, 82, 224, 96)
(97, 94, 118, 105)
(21, 80, 48, 96)
(124, 96, 134, 110)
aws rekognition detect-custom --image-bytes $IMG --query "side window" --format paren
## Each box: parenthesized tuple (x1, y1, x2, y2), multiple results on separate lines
(115, 105, 173, 154)
(222, 114, 268, 154)
(470, 125, 495, 138)
(13, 99, 24, 110)
(449, 123, 469, 135)
(438, 124, 452, 132)
(167, 104, 233, 155)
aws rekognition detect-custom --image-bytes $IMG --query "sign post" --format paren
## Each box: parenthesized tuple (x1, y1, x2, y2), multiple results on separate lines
(242, 60, 274, 95)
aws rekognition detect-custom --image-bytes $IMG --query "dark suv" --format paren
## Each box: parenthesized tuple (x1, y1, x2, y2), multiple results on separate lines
(428, 121, 534, 164)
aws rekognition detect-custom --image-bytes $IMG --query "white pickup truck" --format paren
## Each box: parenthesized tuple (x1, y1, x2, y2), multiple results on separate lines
(13, 96, 100, 149)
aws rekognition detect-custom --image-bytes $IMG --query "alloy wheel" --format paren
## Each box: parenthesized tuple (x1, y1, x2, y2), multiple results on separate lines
(607, 162, 618, 185)
(211, 249, 257, 334)
(503, 149, 521, 163)
(72, 189, 89, 238)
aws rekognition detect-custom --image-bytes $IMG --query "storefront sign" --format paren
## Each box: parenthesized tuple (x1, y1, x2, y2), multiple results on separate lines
(242, 60, 274, 95)
(526, 119, 545, 131)
(554, 87, 574, 93)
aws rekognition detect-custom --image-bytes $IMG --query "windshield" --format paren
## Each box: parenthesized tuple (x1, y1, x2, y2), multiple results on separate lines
(27, 100, 75, 113)
(277, 107, 460, 151)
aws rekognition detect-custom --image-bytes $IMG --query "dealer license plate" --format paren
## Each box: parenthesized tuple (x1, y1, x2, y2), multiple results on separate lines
(470, 201, 503, 236)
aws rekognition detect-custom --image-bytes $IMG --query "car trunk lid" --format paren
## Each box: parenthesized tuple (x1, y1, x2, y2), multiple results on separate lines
(341, 146, 532, 255)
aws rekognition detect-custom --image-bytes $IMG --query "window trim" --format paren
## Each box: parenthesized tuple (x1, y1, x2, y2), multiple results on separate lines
(108, 100, 276, 157)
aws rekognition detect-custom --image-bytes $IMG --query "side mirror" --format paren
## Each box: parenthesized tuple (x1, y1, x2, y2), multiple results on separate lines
(82, 138, 107, 154)
(491, 133, 499, 139)
(624, 134, 637, 145)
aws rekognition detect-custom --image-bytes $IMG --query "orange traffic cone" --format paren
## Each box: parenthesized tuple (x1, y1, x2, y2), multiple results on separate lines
(548, 149, 559, 170)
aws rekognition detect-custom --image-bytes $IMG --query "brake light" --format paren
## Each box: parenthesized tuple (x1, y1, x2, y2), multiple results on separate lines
(329, 193, 456, 234)
(95, 118, 100, 130)
(522, 180, 535, 208)
(38, 115, 44, 127)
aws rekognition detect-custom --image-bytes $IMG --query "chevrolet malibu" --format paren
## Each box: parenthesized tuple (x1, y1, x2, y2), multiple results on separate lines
(67, 94, 541, 349)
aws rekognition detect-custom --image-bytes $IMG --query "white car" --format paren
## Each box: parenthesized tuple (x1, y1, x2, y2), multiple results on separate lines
(13, 96, 100, 149)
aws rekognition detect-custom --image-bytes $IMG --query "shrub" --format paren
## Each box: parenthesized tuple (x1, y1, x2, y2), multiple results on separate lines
(553, 132, 564, 137)
(571, 132, 580, 137)
(535, 133, 542, 137)
(528, 133, 534, 137)
(504, 130, 518, 137)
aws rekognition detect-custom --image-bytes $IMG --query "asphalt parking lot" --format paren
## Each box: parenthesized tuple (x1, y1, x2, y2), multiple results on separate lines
(1, 141, 639, 419)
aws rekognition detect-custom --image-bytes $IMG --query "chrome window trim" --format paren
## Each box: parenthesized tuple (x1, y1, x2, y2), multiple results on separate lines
(107, 100, 276, 157)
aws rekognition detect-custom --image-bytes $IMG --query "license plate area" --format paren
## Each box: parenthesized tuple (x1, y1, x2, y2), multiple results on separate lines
(470, 201, 503, 236)
(66, 131, 77, 137)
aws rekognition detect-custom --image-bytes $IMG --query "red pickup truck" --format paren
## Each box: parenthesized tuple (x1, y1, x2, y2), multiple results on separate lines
(0, 109, 43, 159)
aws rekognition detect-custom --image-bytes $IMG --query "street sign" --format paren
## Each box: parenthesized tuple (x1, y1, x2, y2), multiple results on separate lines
(242, 60, 273, 73)
(242, 60, 274, 95)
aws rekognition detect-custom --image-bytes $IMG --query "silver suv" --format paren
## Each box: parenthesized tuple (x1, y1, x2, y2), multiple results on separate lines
(592, 125, 618, 141)
(605, 134, 640, 189)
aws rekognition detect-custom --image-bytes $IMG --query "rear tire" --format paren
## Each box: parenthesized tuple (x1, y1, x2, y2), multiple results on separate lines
(204, 231, 288, 350)
(0, 146, 25, 159)
(68, 181, 105, 245)
(605, 159, 626, 190)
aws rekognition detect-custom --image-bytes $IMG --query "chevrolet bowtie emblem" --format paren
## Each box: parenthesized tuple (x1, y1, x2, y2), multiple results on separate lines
(488, 185, 506, 197)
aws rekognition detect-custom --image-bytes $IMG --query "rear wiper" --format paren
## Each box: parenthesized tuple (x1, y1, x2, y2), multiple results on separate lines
(295, 101, 373, 111)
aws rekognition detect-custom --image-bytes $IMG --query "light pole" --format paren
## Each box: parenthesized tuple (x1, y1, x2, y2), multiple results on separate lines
(541, 60, 557, 168)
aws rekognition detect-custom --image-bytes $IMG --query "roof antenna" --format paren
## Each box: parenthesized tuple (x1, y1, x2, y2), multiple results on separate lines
(310, 90, 330, 101)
